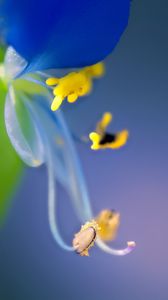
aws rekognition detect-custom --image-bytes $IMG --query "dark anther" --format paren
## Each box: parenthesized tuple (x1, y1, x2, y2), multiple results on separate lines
(99, 133, 116, 145)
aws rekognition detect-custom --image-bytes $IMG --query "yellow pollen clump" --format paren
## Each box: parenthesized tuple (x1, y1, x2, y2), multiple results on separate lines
(83, 62, 105, 78)
(96, 112, 112, 134)
(46, 62, 105, 111)
(89, 112, 129, 150)
(96, 209, 120, 242)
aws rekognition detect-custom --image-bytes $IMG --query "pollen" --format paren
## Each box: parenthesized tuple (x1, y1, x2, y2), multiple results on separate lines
(46, 62, 105, 111)
(72, 220, 100, 256)
(82, 62, 105, 78)
(89, 112, 129, 150)
(96, 209, 120, 242)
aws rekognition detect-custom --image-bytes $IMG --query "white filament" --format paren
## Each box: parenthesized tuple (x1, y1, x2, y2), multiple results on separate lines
(47, 150, 74, 251)
(96, 238, 136, 256)
(15, 73, 136, 256)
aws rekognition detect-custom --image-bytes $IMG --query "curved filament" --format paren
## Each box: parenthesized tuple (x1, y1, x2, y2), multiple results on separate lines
(34, 94, 93, 222)
(21, 81, 136, 256)
(47, 148, 74, 251)
(22, 93, 74, 251)
(96, 238, 136, 256)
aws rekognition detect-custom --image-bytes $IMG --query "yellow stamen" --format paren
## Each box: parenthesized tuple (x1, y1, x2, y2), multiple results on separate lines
(108, 130, 129, 149)
(96, 112, 113, 134)
(96, 209, 120, 242)
(89, 112, 129, 150)
(46, 62, 105, 111)
(67, 93, 78, 103)
(46, 77, 60, 86)
(51, 95, 63, 111)
(83, 62, 105, 78)
(89, 132, 101, 150)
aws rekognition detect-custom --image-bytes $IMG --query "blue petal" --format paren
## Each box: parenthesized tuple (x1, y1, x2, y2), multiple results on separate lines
(2, 0, 131, 71)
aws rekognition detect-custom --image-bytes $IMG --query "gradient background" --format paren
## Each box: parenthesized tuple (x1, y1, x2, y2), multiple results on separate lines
(1, 0, 168, 299)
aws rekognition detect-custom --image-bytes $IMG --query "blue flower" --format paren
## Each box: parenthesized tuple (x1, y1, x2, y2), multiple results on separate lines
(1, 0, 131, 71)
(0, 0, 135, 256)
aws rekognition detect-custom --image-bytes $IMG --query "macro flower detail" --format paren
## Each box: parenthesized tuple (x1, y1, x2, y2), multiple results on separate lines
(96, 209, 120, 242)
(0, 0, 135, 257)
(73, 211, 136, 256)
(0, 47, 135, 257)
(46, 62, 104, 111)
(73, 220, 100, 256)
(89, 112, 129, 150)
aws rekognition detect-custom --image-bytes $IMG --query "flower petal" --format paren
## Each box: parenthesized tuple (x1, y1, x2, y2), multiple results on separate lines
(2, 0, 131, 71)
(4, 46, 27, 79)
(5, 86, 44, 166)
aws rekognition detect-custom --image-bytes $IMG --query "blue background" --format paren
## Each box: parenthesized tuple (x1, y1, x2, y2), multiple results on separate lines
(1, 0, 168, 299)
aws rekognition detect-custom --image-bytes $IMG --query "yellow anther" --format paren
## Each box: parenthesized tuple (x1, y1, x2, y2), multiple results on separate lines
(96, 112, 112, 134)
(89, 132, 101, 150)
(46, 62, 105, 111)
(83, 62, 105, 78)
(108, 130, 129, 149)
(47, 71, 92, 111)
(80, 220, 100, 232)
(67, 93, 78, 103)
(96, 209, 120, 242)
(89, 112, 129, 150)
(72, 220, 100, 256)
(51, 95, 63, 111)
(46, 77, 60, 86)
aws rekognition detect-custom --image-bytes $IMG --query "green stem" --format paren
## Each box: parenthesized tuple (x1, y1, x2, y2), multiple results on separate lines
(0, 78, 24, 227)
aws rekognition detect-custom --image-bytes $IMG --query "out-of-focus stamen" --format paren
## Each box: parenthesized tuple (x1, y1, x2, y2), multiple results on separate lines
(89, 112, 129, 150)
(96, 209, 120, 242)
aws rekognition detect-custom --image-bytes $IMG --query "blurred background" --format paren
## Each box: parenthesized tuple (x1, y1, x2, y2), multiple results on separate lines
(0, 0, 168, 299)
